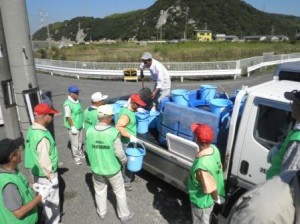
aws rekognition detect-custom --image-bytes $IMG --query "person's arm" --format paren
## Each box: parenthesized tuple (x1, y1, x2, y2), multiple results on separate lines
(3, 183, 42, 219)
(115, 114, 131, 138)
(195, 169, 218, 201)
(64, 105, 74, 126)
(13, 196, 42, 219)
(114, 134, 127, 166)
(36, 137, 55, 181)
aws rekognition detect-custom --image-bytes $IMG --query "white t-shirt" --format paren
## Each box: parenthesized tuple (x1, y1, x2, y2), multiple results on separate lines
(140, 58, 171, 90)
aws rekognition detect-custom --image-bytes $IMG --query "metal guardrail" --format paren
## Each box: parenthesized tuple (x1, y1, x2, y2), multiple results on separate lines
(35, 53, 300, 81)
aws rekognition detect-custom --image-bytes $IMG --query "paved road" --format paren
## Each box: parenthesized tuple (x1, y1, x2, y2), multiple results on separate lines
(0, 72, 273, 224)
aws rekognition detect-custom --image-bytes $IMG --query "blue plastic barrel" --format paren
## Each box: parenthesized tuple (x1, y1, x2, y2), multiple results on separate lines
(135, 111, 150, 134)
(210, 99, 233, 114)
(148, 110, 160, 129)
(126, 142, 146, 172)
(171, 89, 190, 106)
(200, 84, 217, 102)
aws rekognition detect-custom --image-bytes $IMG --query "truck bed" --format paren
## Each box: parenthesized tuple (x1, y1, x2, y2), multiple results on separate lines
(138, 129, 192, 193)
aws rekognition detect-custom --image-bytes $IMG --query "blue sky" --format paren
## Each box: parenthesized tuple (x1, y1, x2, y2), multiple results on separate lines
(26, 0, 300, 33)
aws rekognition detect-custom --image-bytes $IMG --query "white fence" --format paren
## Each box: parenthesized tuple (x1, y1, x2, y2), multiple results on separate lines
(35, 53, 300, 81)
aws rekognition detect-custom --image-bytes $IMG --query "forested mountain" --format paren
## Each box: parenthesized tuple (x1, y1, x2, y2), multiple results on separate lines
(33, 0, 300, 41)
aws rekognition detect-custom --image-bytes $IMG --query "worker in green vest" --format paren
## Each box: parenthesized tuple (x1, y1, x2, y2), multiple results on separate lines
(267, 90, 300, 179)
(24, 103, 61, 224)
(0, 137, 51, 224)
(83, 91, 108, 131)
(86, 104, 134, 222)
(63, 85, 84, 165)
(116, 93, 146, 191)
(188, 123, 225, 224)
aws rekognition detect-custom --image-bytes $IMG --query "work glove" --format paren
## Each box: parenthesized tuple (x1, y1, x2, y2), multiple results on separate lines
(33, 183, 52, 202)
(214, 196, 225, 205)
(130, 135, 138, 143)
(71, 126, 78, 135)
(50, 176, 59, 187)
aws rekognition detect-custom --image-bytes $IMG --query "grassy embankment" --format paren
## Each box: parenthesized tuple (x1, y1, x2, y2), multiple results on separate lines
(35, 41, 300, 63)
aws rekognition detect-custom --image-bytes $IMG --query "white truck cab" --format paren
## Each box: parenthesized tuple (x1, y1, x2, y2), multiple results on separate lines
(132, 64, 299, 219)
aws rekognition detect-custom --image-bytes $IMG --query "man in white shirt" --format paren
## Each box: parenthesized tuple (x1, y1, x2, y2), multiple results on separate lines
(140, 52, 171, 108)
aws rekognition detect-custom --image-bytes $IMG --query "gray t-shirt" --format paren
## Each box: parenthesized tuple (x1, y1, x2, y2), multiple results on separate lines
(0, 168, 22, 211)
(227, 170, 298, 224)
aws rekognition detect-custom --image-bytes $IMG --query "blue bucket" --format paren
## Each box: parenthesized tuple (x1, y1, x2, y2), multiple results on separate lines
(210, 99, 233, 115)
(200, 84, 217, 102)
(126, 142, 146, 172)
(148, 110, 160, 129)
(115, 100, 127, 107)
(112, 104, 121, 123)
(171, 89, 190, 106)
(136, 111, 150, 134)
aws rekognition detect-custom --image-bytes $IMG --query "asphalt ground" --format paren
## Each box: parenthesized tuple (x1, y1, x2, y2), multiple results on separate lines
(0, 72, 273, 224)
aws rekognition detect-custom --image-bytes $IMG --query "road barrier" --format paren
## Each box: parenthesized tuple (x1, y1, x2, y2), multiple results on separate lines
(35, 53, 300, 82)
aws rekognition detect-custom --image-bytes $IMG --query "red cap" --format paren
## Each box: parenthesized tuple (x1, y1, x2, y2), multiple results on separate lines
(130, 93, 146, 107)
(191, 123, 214, 144)
(34, 103, 59, 116)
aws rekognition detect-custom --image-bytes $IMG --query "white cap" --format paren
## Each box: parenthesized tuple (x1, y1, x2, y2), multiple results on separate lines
(141, 52, 152, 60)
(97, 105, 115, 118)
(91, 92, 108, 103)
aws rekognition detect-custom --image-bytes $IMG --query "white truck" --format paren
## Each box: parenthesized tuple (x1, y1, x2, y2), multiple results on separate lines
(132, 61, 299, 218)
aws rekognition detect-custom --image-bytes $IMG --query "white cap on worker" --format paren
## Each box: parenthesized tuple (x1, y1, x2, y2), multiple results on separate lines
(91, 92, 108, 102)
(97, 104, 115, 118)
(141, 52, 152, 60)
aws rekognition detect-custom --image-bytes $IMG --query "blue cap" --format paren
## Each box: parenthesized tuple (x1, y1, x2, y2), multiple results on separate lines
(68, 85, 80, 93)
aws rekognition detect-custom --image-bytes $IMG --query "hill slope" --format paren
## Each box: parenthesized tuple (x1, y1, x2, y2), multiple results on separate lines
(33, 0, 300, 41)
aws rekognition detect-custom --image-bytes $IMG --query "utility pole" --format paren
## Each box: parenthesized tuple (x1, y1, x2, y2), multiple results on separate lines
(271, 25, 275, 36)
(39, 11, 50, 49)
(204, 22, 207, 30)
(184, 7, 189, 40)
(0, 9, 21, 139)
(0, 0, 41, 136)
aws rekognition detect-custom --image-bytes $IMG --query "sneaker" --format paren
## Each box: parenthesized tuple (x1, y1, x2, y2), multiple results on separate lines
(120, 212, 134, 223)
(79, 153, 85, 159)
(133, 176, 141, 182)
(125, 185, 133, 191)
(74, 158, 82, 165)
(97, 214, 105, 220)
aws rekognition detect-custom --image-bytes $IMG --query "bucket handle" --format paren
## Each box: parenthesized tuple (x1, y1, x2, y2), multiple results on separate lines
(126, 140, 146, 156)
(183, 93, 189, 102)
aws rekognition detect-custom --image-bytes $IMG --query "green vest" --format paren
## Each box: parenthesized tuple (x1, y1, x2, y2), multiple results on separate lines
(24, 127, 58, 177)
(86, 126, 121, 175)
(266, 130, 300, 179)
(83, 106, 98, 131)
(188, 145, 225, 208)
(64, 99, 83, 129)
(117, 107, 137, 144)
(0, 170, 38, 224)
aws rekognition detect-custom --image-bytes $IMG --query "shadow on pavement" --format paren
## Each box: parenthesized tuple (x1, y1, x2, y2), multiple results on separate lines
(143, 170, 191, 224)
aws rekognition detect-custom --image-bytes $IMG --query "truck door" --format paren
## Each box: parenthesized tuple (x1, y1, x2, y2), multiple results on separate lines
(232, 97, 293, 187)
